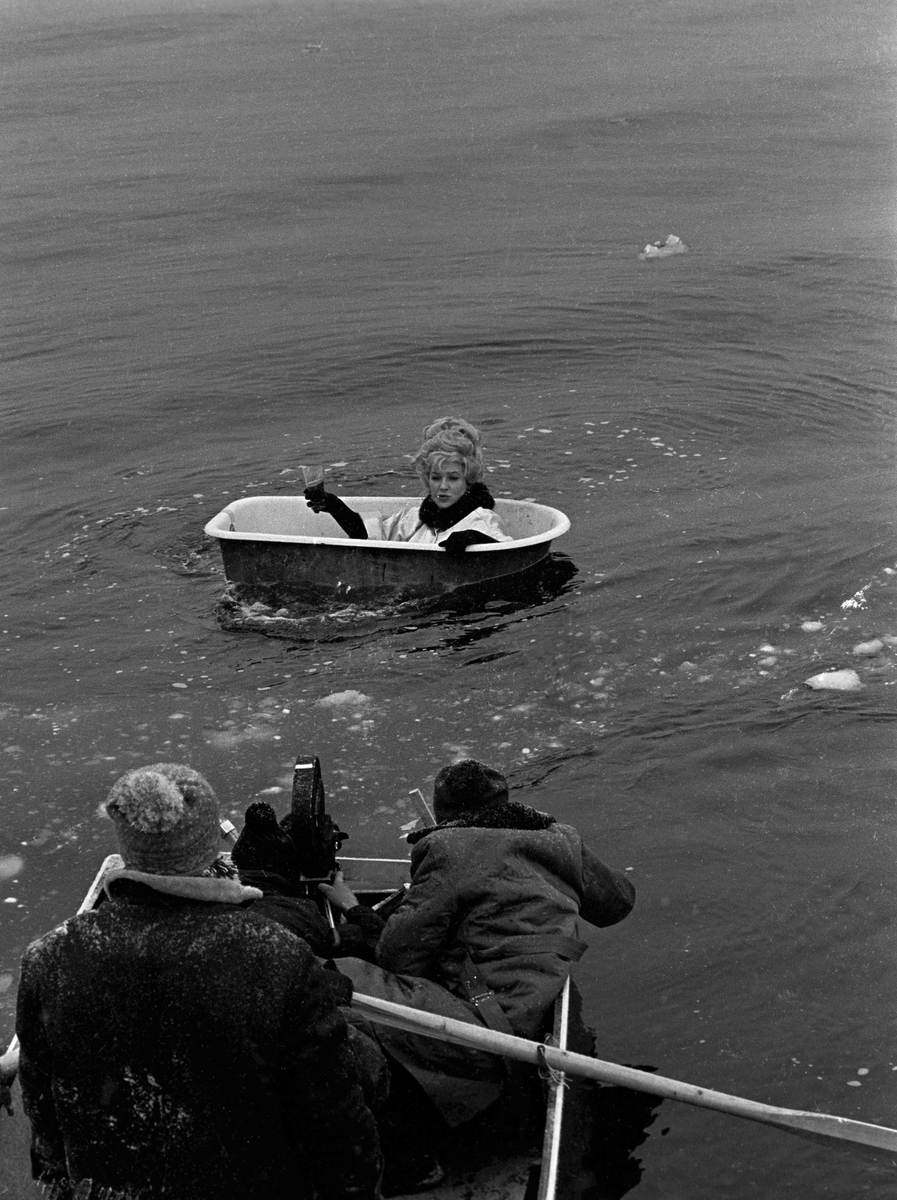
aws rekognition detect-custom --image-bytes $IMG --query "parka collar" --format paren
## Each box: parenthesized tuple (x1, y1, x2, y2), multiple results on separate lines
(406, 800, 556, 845)
(104, 868, 263, 905)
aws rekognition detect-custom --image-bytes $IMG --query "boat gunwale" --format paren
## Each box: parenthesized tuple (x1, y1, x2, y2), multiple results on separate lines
(203, 495, 571, 554)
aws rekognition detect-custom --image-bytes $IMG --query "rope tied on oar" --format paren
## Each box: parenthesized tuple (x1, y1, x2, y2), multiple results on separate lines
(536, 1042, 568, 1090)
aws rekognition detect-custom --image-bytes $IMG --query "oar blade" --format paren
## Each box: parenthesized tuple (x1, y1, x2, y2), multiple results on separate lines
(770, 1108, 897, 1156)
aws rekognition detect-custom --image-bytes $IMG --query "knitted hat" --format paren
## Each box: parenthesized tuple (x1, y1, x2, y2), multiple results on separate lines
(105, 763, 221, 876)
(432, 760, 508, 821)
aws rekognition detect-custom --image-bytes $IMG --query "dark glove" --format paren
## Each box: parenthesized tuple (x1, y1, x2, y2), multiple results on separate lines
(304, 485, 335, 514)
(440, 530, 496, 555)
(304, 489, 367, 539)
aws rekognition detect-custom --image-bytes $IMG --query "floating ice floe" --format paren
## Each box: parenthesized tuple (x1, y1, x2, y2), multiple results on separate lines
(852, 639, 884, 657)
(206, 723, 281, 749)
(801, 621, 824, 632)
(804, 669, 864, 692)
(315, 690, 371, 709)
(0, 854, 24, 882)
(639, 234, 687, 260)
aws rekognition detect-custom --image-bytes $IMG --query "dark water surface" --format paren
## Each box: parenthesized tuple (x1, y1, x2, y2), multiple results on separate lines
(2, 0, 896, 1195)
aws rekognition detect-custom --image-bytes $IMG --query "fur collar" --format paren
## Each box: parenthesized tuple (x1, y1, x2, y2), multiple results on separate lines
(418, 481, 496, 532)
(406, 800, 556, 845)
(105, 868, 263, 905)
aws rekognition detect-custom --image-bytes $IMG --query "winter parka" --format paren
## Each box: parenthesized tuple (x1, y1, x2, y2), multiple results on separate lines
(378, 801, 635, 1038)
(16, 876, 382, 1200)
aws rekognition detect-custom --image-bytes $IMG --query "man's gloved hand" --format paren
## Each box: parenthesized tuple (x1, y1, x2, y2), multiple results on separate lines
(440, 530, 494, 555)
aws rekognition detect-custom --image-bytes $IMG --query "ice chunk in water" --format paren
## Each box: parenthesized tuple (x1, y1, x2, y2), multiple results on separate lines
(0, 854, 24, 882)
(804, 669, 864, 692)
(852, 639, 884, 656)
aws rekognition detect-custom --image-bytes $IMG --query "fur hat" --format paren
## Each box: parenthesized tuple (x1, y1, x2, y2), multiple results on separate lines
(432, 759, 508, 821)
(105, 763, 221, 876)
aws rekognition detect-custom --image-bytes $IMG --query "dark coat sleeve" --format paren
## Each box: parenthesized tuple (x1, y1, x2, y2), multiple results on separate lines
(375, 839, 457, 978)
(248, 891, 383, 966)
(247, 891, 334, 955)
(578, 845, 636, 928)
(341, 905, 386, 960)
(17, 936, 70, 1192)
(313, 493, 368, 540)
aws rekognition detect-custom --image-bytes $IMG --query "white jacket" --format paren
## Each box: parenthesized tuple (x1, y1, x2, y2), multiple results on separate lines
(362, 504, 510, 545)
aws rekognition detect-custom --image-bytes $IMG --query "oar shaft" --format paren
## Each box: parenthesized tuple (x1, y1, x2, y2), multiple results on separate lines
(338, 857, 411, 865)
(351, 994, 897, 1154)
(408, 789, 435, 825)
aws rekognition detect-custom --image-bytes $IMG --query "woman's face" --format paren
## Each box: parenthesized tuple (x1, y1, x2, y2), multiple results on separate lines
(428, 458, 467, 508)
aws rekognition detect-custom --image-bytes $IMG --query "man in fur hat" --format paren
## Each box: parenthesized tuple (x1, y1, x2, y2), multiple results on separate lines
(15, 764, 383, 1200)
(321, 759, 635, 1138)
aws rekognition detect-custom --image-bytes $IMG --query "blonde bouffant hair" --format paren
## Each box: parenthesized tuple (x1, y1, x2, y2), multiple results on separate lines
(412, 416, 484, 489)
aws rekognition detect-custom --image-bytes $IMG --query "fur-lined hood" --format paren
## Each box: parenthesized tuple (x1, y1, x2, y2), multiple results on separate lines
(406, 800, 556, 846)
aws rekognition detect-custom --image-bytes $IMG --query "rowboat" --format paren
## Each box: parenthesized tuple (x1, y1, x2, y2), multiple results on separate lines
(203, 495, 570, 599)
(5, 798, 896, 1197)
(1, 801, 584, 1200)
(1, 858, 579, 1200)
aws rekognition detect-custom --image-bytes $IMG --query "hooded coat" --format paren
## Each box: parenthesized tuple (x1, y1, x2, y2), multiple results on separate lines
(382, 801, 635, 1038)
(16, 876, 382, 1200)
(335, 801, 634, 1125)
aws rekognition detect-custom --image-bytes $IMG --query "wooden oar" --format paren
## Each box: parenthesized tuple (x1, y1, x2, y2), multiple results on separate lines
(351, 993, 897, 1155)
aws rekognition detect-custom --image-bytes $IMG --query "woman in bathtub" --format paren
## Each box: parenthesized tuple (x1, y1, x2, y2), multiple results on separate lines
(304, 417, 511, 553)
